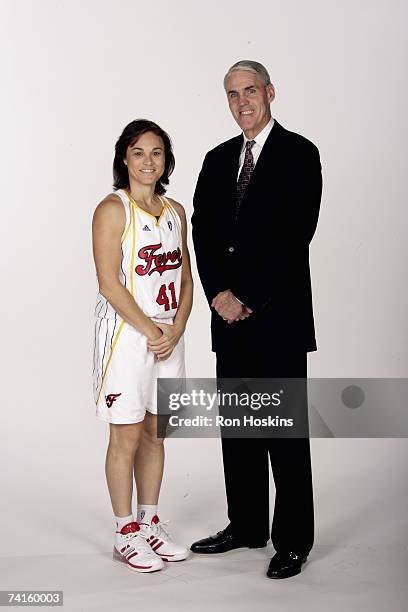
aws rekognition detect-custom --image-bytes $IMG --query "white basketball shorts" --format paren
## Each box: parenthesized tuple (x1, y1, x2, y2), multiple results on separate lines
(93, 318, 185, 424)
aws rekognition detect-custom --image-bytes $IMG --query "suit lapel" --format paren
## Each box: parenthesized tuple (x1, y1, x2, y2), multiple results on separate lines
(220, 135, 243, 222)
(241, 120, 284, 202)
(220, 121, 284, 218)
(223, 134, 243, 192)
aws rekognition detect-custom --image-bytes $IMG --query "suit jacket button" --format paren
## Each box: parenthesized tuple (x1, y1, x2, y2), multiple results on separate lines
(228, 246, 235, 253)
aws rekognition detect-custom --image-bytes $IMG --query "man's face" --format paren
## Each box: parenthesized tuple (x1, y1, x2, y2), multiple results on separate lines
(225, 70, 275, 138)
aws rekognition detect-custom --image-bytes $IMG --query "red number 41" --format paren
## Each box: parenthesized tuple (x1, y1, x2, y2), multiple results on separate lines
(156, 282, 178, 311)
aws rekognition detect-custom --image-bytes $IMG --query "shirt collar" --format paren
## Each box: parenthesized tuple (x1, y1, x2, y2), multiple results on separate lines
(242, 116, 275, 148)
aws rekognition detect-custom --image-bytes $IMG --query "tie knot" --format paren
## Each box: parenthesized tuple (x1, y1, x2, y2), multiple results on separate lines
(245, 140, 255, 151)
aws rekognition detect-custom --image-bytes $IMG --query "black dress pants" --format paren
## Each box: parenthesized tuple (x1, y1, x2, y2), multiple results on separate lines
(216, 347, 314, 556)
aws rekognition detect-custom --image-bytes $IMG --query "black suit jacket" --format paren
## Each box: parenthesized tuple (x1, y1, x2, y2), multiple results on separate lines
(191, 119, 322, 354)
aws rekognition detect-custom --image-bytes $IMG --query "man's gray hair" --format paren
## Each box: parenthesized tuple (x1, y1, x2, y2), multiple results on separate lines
(223, 60, 271, 89)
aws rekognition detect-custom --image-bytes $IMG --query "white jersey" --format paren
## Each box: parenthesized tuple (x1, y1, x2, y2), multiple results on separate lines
(95, 189, 183, 321)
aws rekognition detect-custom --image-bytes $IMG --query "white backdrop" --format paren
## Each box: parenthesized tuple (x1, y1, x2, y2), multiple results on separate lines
(0, 0, 407, 569)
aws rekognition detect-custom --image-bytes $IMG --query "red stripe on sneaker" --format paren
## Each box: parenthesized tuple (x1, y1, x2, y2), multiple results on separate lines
(150, 538, 159, 546)
(114, 547, 152, 570)
(125, 548, 135, 557)
(153, 541, 164, 551)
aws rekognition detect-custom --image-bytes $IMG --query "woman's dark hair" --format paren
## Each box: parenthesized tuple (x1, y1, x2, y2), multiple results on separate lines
(113, 119, 175, 195)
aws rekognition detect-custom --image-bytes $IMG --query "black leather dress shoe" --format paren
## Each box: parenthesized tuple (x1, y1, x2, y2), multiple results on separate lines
(266, 551, 308, 579)
(191, 525, 267, 554)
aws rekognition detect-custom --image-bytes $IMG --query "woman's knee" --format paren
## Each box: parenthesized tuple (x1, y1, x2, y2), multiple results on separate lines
(142, 414, 165, 446)
(108, 422, 143, 455)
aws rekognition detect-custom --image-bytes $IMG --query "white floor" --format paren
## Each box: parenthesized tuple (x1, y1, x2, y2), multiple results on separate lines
(1, 541, 407, 612)
(1, 439, 407, 611)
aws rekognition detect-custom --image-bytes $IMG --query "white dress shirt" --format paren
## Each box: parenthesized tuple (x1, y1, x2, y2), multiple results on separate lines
(237, 117, 275, 178)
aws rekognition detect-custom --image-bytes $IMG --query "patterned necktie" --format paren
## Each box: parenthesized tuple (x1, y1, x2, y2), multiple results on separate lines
(235, 140, 255, 219)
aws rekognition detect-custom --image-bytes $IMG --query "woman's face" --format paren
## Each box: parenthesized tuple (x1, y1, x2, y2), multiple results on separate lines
(124, 131, 165, 187)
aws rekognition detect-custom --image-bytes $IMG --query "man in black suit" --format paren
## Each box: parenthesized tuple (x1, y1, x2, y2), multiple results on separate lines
(190, 60, 322, 579)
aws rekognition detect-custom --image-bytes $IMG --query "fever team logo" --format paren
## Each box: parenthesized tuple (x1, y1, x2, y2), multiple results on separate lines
(105, 393, 122, 408)
(136, 243, 182, 276)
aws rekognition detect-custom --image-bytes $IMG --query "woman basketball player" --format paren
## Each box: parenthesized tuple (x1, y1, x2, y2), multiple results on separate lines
(92, 120, 193, 572)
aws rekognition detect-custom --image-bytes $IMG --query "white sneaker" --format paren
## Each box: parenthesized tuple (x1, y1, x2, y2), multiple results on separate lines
(113, 521, 164, 572)
(140, 515, 189, 562)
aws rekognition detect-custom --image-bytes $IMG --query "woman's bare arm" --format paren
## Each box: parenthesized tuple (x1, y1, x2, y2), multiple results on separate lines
(92, 195, 162, 341)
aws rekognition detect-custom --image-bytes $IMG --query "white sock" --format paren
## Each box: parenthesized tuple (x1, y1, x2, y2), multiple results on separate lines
(137, 504, 158, 525)
(114, 514, 134, 531)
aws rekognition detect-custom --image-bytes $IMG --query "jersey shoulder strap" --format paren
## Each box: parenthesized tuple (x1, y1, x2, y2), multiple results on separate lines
(161, 196, 182, 228)
(112, 189, 132, 243)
